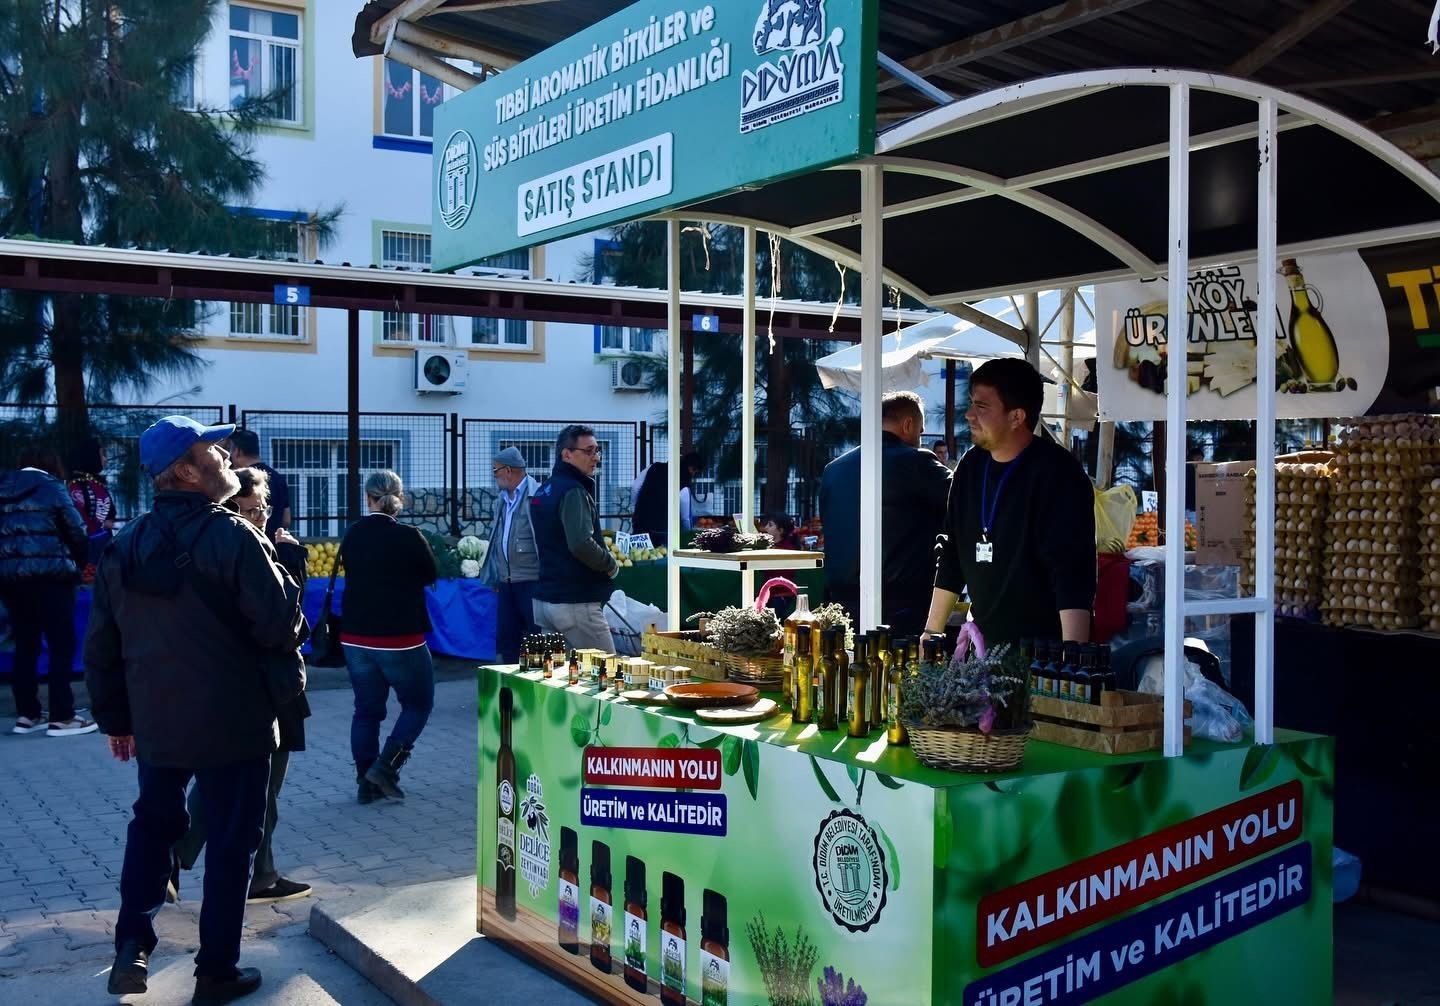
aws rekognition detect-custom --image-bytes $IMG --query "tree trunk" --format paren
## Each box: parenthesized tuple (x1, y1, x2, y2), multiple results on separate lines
(46, 103, 91, 457)
(764, 344, 790, 514)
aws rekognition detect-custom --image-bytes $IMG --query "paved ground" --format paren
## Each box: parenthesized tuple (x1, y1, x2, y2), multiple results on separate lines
(0, 663, 481, 1003)
(0, 662, 1437, 1004)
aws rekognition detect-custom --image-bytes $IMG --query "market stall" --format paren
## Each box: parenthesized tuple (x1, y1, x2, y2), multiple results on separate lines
(417, 0, 1440, 999)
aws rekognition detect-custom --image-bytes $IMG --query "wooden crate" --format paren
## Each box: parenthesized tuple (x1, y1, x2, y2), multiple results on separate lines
(640, 627, 725, 681)
(1030, 690, 1192, 754)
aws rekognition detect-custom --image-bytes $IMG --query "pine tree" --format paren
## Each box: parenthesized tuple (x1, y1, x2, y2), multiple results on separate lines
(0, 0, 336, 454)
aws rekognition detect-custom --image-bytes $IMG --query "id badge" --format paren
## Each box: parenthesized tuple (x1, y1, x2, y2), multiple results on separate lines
(975, 541, 994, 564)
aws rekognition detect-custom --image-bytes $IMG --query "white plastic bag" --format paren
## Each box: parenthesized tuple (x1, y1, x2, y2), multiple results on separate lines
(604, 591, 666, 656)
(1137, 652, 1254, 743)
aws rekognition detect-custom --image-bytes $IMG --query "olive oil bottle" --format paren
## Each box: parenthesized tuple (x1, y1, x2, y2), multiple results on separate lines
(870, 625, 891, 729)
(782, 593, 813, 701)
(885, 637, 909, 746)
(791, 617, 814, 723)
(848, 634, 871, 737)
(495, 687, 517, 920)
(1282, 259, 1339, 385)
(817, 628, 839, 730)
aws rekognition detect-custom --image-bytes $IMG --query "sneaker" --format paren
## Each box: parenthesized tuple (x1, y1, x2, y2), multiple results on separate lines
(246, 877, 312, 904)
(47, 715, 99, 737)
(12, 715, 47, 734)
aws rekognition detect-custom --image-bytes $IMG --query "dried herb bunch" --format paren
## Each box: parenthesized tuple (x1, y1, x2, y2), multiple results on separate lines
(693, 525, 774, 553)
(811, 602, 855, 648)
(898, 635, 1031, 733)
(688, 606, 782, 655)
(746, 912, 818, 1006)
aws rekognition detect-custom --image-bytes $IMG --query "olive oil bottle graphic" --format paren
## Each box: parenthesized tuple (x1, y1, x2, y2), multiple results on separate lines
(495, 687, 517, 920)
(1281, 259, 1340, 384)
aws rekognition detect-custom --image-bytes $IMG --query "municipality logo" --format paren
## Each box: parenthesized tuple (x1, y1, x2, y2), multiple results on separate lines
(438, 129, 477, 230)
(741, 0, 845, 134)
(812, 808, 888, 933)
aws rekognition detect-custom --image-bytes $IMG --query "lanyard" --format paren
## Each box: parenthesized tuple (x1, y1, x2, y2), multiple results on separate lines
(979, 446, 1029, 540)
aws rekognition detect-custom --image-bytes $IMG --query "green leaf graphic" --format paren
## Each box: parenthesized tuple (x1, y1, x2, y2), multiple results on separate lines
(846, 763, 860, 787)
(600, 703, 613, 726)
(657, 733, 682, 749)
(875, 774, 904, 790)
(742, 739, 760, 800)
(695, 734, 726, 749)
(569, 713, 591, 748)
(874, 822, 901, 891)
(546, 687, 570, 726)
(1239, 745, 1281, 791)
(809, 755, 843, 804)
(721, 736, 742, 774)
(1102, 764, 1145, 791)
(1283, 747, 1322, 778)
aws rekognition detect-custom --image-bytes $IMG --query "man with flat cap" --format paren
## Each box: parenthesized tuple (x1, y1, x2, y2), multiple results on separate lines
(480, 447, 541, 664)
(85, 416, 307, 1003)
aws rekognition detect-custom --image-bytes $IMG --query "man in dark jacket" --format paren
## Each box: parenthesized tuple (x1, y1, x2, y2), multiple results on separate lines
(820, 391, 952, 634)
(0, 446, 94, 735)
(530, 424, 619, 651)
(84, 416, 307, 1004)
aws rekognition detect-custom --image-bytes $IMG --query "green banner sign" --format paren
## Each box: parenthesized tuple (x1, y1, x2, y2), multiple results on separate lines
(432, 0, 878, 271)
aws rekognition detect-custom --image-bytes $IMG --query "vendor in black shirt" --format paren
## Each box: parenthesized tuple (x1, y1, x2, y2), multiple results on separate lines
(924, 358, 1096, 646)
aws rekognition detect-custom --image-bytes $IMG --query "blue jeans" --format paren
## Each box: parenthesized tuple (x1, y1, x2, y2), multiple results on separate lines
(494, 580, 538, 664)
(116, 757, 269, 977)
(345, 644, 435, 762)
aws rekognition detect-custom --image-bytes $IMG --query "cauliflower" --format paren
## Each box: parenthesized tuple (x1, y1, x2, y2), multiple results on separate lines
(460, 558, 482, 579)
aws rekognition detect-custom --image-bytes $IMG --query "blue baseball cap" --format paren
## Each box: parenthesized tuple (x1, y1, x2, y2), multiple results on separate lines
(139, 415, 237, 477)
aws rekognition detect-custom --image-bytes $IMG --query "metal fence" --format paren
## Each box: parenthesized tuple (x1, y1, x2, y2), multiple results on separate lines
(460, 418, 642, 537)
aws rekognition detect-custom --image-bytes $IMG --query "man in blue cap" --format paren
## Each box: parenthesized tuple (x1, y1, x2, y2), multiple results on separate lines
(84, 416, 308, 1004)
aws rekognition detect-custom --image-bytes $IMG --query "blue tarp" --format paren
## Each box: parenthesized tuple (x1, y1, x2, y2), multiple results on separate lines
(0, 578, 498, 675)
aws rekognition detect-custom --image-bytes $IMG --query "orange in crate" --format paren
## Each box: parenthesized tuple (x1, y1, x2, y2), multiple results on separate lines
(1125, 510, 1197, 550)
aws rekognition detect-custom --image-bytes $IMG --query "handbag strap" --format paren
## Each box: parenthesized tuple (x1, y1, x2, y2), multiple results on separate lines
(318, 542, 343, 617)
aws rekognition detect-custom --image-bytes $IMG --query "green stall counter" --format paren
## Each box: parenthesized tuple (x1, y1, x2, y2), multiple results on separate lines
(476, 666, 1333, 1006)
(612, 560, 825, 624)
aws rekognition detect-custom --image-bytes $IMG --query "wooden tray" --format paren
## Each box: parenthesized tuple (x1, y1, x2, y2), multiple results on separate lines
(1030, 690, 1193, 754)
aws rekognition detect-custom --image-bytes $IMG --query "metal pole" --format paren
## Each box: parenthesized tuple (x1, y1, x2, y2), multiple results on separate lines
(859, 165, 885, 629)
(1023, 292, 1041, 370)
(1059, 288, 1076, 445)
(944, 358, 957, 456)
(666, 220, 682, 630)
(742, 225, 757, 529)
(1254, 96, 1279, 745)
(1096, 421, 1116, 489)
(1162, 84, 1191, 758)
(448, 411, 460, 535)
(346, 308, 362, 529)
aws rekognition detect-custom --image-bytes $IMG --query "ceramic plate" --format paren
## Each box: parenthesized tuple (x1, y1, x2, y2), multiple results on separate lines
(664, 681, 759, 708)
(621, 690, 669, 705)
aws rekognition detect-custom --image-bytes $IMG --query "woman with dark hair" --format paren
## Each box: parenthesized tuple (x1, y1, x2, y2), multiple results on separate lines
(66, 438, 116, 567)
(0, 445, 95, 735)
(630, 451, 704, 545)
(760, 513, 802, 550)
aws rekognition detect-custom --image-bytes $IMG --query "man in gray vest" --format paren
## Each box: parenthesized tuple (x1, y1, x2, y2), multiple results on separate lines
(480, 447, 541, 664)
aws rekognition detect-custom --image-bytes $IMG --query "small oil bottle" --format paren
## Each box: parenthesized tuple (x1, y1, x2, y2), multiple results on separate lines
(659, 872, 687, 1006)
(623, 856, 648, 993)
(557, 827, 580, 954)
(848, 634, 871, 737)
(542, 652, 553, 680)
(568, 649, 581, 686)
(589, 841, 613, 974)
(699, 889, 729, 1006)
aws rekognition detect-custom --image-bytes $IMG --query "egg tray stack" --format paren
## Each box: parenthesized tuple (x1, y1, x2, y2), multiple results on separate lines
(1320, 415, 1440, 631)
(1240, 462, 1332, 619)
(1422, 475, 1440, 633)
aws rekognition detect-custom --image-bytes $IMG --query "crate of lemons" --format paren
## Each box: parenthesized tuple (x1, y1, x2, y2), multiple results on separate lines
(304, 540, 341, 578)
(601, 529, 667, 567)
(303, 533, 488, 579)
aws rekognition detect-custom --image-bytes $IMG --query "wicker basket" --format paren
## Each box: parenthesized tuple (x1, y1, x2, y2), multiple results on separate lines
(721, 650, 786, 687)
(905, 723, 1031, 773)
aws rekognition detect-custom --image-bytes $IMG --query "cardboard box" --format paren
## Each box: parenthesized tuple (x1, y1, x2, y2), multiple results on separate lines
(1195, 461, 1252, 566)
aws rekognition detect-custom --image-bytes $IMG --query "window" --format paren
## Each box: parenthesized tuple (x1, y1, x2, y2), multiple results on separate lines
(378, 226, 532, 348)
(274, 437, 397, 537)
(174, 55, 200, 110)
(380, 58, 444, 140)
(229, 4, 302, 125)
(597, 326, 663, 355)
(226, 219, 309, 340)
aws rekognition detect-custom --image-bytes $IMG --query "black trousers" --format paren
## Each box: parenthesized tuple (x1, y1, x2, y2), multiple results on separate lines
(0, 581, 78, 722)
(116, 756, 269, 978)
(175, 750, 290, 894)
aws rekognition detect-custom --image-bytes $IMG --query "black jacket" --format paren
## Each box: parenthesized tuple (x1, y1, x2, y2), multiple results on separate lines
(83, 491, 307, 769)
(0, 468, 88, 584)
(337, 514, 437, 637)
(532, 461, 617, 604)
(273, 539, 312, 751)
(819, 433, 953, 605)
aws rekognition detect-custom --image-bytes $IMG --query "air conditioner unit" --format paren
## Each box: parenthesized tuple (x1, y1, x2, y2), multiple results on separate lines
(414, 349, 468, 394)
(610, 358, 647, 392)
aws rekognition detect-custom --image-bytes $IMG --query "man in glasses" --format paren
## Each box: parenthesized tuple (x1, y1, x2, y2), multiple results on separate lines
(479, 447, 541, 663)
(529, 425, 619, 651)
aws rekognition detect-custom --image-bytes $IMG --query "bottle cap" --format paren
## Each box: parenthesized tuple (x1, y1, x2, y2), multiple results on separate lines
(661, 871, 685, 926)
(560, 826, 578, 872)
(701, 889, 727, 944)
(591, 840, 610, 887)
(625, 855, 646, 906)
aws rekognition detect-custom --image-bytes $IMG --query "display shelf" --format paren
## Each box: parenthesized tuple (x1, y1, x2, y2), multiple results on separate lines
(669, 548, 823, 605)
